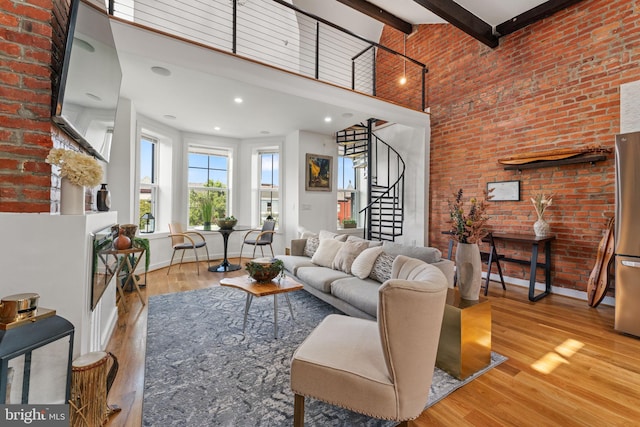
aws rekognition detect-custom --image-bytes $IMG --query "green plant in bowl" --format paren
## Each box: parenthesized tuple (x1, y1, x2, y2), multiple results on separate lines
(216, 215, 237, 230)
(245, 258, 284, 283)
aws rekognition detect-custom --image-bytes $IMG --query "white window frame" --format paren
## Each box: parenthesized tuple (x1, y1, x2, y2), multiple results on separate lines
(257, 149, 279, 227)
(187, 146, 231, 227)
(139, 135, 158, 230)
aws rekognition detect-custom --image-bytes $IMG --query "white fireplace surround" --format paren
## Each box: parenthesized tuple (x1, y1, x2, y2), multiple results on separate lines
(0, 211, 118, 403)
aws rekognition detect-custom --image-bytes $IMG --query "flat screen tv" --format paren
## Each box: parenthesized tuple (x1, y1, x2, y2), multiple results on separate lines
(52, 0, 122, 162)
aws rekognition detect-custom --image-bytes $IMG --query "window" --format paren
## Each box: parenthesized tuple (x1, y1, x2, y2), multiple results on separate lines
(337, 155, 359, 227)
(259, 151, 279, 225)
(139, 136, 157, 230)
(188, 148, 229, 227)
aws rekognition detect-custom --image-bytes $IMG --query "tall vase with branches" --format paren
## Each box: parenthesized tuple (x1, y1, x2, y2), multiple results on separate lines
(448, 188, 492, 300)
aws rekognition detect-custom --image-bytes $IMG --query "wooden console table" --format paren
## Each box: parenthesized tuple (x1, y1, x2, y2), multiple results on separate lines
(491, 233, 555, 302)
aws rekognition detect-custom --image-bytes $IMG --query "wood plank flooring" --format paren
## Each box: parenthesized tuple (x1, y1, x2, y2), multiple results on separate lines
(104, 260, 640, 427)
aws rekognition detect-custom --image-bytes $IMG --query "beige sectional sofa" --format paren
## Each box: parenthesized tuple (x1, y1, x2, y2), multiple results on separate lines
(275, 231, 455, 320)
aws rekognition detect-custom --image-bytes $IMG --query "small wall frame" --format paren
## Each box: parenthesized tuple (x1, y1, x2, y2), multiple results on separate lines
(487, 180, 520, 201)
(305, 153, 332, 192)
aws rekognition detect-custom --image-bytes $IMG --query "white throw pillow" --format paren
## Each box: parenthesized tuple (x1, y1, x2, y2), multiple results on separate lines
(311, 239, 344, 267)
(351, 246, 384, 279)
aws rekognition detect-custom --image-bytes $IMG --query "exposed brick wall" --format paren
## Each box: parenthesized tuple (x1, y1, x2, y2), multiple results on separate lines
(377, 0, 639, 293)
(0, 0, 72, 213)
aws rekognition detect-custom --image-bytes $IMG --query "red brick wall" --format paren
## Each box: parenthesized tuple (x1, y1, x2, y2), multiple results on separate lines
(377, 0, 639, 292)
(0, 0, 72, 213)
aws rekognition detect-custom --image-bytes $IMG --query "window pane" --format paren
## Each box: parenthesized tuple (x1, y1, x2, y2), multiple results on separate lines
(188, 149, 230, 226)
(140, 138, 155, 184)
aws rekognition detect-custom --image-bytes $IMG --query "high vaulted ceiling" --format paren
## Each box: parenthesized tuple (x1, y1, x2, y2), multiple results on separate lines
(327, 0, 585, 47)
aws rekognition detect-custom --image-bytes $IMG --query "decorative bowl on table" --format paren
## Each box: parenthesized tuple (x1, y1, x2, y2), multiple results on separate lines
(245, 257, 284, 283)
(216, 216, 237, 230)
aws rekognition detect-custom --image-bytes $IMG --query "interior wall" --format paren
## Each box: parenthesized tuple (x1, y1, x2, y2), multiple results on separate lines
(376, 0, 639, 294)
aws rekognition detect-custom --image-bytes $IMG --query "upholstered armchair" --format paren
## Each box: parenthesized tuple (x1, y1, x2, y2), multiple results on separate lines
(290, 255, 448, 426)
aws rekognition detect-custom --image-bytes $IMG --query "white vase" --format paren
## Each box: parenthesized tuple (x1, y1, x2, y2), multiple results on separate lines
(60, 178, 85, 215)
(533, 217, 550, 237)
(455, 242, 482, 300)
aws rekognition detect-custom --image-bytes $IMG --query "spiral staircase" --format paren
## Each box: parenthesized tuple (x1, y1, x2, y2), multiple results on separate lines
(336, 119, 405, 241)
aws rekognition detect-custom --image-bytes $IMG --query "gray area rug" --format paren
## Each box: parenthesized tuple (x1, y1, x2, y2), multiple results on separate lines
(143, 286, 507, 426)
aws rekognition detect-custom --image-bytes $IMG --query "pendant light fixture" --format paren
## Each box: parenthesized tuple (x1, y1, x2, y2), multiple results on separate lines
(399, 34, 407, 85)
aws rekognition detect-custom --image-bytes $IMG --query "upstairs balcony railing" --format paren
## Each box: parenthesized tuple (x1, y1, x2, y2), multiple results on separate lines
(107, 0, 427, 111)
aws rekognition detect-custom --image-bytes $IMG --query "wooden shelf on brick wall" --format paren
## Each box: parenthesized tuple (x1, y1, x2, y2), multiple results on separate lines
(502, 153, 608, 170)
(498, 147, 611, 171)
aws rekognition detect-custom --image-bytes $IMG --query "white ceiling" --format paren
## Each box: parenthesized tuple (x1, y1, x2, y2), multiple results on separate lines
(110, 1, 554, 140)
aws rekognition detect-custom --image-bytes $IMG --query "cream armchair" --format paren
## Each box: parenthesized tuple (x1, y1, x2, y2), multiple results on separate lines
(290, 255, 448, 426)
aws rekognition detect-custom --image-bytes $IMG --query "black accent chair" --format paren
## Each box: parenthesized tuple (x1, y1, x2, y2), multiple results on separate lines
(239, 220, 276, 265)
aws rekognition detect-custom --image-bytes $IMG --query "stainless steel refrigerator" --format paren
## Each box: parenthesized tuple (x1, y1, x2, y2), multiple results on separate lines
(615, 132, 640, 337)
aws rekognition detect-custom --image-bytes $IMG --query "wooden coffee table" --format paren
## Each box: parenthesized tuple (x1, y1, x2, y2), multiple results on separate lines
(219, 275, 303, 338)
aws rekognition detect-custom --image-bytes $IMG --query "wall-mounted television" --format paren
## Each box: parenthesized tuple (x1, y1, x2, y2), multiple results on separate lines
(52, 0, 122, 162)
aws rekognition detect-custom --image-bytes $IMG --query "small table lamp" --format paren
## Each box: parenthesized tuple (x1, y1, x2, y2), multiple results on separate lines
(140, 213, 155, 234)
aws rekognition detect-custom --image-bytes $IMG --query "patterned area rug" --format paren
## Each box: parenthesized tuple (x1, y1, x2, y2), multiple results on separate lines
(143, 286, 507, 426)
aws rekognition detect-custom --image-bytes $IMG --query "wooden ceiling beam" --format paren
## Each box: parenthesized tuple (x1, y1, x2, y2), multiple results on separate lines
(412, 0, 498, 48)
(496, 0, 585, 36)
(336, 0, 413, 35)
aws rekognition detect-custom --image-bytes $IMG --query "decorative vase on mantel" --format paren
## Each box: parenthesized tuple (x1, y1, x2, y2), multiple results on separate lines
(533, 215, 550, 237)
(455, 242, 483, 300)
(97, 183, 111, 212)
(60, 177, 85, 215)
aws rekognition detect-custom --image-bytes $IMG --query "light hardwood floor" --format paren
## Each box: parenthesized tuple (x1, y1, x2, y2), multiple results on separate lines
(105, 260, 640, 427)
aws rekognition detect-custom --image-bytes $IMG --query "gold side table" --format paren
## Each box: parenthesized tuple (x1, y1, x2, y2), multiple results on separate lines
(436, 288, 491, 380)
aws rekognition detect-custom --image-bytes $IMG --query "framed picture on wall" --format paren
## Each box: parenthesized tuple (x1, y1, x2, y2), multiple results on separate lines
(487, 180, 520, 201)
(305, 153, 332, 192)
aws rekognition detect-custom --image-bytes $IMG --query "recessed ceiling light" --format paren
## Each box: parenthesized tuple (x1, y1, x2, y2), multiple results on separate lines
(74, 38, 95, 52)
(85, 93, 102, 101)
(214, 126, 221, 131)
(324, 116, 332, 123)
(341, 113, 353, 119)
(234, 97, 243, 104)
(151, 66, 171, 76)
(260, 130, 270, 135)
(163, 114, 176, 120)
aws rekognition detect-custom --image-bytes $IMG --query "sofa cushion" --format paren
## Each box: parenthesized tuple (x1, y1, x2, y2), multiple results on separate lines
(381, 241, 442, 264)
(304, 236, 320, 258)
(332, 240, 369, 274)
(330, 277, 382, 318)
(296, 266, 351, 293)
(276, 255, 316, 275)
(311, 239, 344, 267)
(351, 246, 384, 279)
(347, 235, 383, 247)
(369, 253, 396, 283)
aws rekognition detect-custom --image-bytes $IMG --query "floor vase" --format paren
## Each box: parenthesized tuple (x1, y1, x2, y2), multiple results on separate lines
(60, 178, 85, 215)
(455, 242, 482, 300)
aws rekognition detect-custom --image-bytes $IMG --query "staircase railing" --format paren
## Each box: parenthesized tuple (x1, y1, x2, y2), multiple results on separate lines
(360, 122, 405, 241)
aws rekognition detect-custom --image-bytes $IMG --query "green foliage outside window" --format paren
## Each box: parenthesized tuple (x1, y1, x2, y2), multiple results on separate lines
(189, 180, 227, 226)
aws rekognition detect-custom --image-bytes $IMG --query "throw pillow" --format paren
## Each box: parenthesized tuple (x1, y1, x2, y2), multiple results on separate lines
(332, 240, 370, 274)
(347, 235, 383, 247)
(303, 236, 320, 258)
(369, 253, 396, 283)
(319, 230, 349, 242)
(351, 246, 384, 279)
(311, 239, 344, 267)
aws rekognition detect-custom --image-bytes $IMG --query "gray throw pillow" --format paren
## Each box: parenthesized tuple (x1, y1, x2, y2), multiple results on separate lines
(369, 253, 396, 283)
(303, 236, 320, 258)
